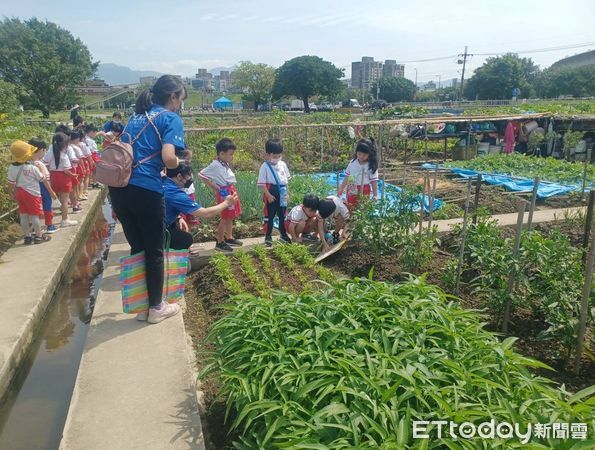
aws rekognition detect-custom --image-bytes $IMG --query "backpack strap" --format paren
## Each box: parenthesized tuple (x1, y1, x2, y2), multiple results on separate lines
(123, 110, 169, 169)
(265, 161, 282, 189)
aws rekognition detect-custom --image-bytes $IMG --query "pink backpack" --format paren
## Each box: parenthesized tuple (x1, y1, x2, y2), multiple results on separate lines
(95, 111, 166, 188)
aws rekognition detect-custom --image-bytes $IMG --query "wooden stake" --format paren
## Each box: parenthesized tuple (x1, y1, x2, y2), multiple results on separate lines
(424, 122, 428, 163)
(320, 127, 324, 169)
(472, 174, 482, 225)
(502, 199, 526, 334)
(379, 125, 386, 201)
(454, 178, 473, 295)
(427, 167, 438, 231)
(575, 199, 595, 374)
(526, 177, 540, 231)
(582, 190, 595, 265)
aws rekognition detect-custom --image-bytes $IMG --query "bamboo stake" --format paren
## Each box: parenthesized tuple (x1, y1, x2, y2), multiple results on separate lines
(582, 190, 595, 265)
(502, 199, 526, 334)
(472, 174, 482, 225)
(320, 127, 324, 169)
(418, 174, 428, 244)
(379, 125, 386, 201)
(454, 178, 473, 295)
(526, 177, 540, 231)
(427, 167, 438, 231)
(424, 121, 428, 163)
(575, 200, 595, 374)
(581, 153, 589, 201)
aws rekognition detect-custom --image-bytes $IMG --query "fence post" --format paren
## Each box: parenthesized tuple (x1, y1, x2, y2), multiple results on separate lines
(526, 177, 540, 231)
(418, 174, 428, 245)
(320, 126, 324, 169)
(581, 152, 589, 201)
(427, 167, 438, 231)
(454, 178, 473, 295)
(582, 190, 595, 265)
(472, 174, 482, 225)
(424, 121, 428, 163)
(575, 200, 595, 374)
(502, 199, 526, 334)
(379, 124, 386, 200)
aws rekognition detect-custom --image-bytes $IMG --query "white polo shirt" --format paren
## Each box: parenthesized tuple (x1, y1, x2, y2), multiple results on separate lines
(257, 161, 291, 186)
(326, 195, 350, 220)
(345, 159, 379, 186)
(199, 159, 236, 187)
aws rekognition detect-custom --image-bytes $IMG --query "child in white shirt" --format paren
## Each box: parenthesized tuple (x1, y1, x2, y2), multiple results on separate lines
(338, 138, 379, 209)
(199, 138, 243, 252)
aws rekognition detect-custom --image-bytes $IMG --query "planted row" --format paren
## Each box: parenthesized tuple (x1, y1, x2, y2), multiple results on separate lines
(201, 277, 594, 448)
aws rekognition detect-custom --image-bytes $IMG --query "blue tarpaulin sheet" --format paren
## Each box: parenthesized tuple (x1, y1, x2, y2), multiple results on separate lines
(421, 163, 578, 199)
(310, 172, 443, 213)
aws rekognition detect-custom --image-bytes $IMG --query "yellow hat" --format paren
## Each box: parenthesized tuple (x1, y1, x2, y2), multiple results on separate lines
(10, 140, 37, 163)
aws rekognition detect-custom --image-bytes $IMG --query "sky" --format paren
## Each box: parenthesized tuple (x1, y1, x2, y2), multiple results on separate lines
(3, 0, 595, 84)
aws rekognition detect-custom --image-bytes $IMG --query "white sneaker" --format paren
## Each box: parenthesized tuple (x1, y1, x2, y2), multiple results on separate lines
(148, 302, 180, 324)
(61, 219, 78, 227)
(136, 311, 148, 321)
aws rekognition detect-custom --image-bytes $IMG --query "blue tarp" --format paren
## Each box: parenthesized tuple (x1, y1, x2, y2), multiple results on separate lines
(311, 172, 443, 213)
(422, 163, 578, 199)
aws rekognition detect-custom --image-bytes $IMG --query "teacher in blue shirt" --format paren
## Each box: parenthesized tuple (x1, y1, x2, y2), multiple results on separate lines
(109, 75, 187, 324)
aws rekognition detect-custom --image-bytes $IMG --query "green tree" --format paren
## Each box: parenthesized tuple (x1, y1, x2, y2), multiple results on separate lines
(272, 56, 343, 113)
(0, 18, 97, 117)
(537, 66, 595, 98)
(232, 61, 276, 111)
(0, 80, 20, 115)
(371, 77, 416, 102)
(464, 53, 540, 100)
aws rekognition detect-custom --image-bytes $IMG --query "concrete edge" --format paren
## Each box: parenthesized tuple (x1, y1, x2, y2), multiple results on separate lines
(0, 189, 107, 402)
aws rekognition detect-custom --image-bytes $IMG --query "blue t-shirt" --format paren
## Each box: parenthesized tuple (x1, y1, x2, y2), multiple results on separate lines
(103, 120, 123, 132)
(121, 105, 185, 193)
(163, 177, 201, 226)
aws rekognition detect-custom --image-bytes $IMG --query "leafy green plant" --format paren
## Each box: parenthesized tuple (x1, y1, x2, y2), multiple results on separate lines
(431, 202, 464, 220)
(563, 130, 584, 160)
(201, 277, 594, 448)
(252, 245, 282, 288)
(445, 153, 594, 186)
(210, 253, 243, 295)
(271, 243, 309, 286)
(281, 243, 336, 284)
(234, 250, 269, 298)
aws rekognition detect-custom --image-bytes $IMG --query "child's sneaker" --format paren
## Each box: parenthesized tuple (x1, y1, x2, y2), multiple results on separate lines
(73, 205, 82, 212)
(33, 234, 51, 244)
(148, 302, 180, 324)
(24, 236, 33, 245)
(61, 219, 78, 227)
(136, 310, 148, 321)
(215, 241, 234, 252)
(45, 224, 59, 234)
(225, 238, 243, 247)
(280, 234, 292, 243)
(302, 233, 317, 242)
(265, 236, 273, 247)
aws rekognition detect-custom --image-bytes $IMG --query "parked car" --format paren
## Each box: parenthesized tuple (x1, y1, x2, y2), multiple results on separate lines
(309, 103, 318, 111)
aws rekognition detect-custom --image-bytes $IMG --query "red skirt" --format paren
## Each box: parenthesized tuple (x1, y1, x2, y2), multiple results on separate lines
(346, 184, 372, 209)
(16, 188, 42, 215)
(215, 184, 242, 220)
(91, 152, 100, 163)
(71, 165, 82, 186)
(50, 170, 73, 193)
(80, 158, 89, 176)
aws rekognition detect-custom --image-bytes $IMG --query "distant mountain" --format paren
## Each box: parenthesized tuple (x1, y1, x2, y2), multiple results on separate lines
(96, 63, 163, 86)
(550, 50, 595, 70)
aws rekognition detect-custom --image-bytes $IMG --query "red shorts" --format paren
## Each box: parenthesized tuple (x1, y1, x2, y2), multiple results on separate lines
(16, 188, 42, 215)
(216, 184, 242, 220)
(91, 152, 100, 163)
(346, 184, 372, 209)
(50, 170, 73, 193)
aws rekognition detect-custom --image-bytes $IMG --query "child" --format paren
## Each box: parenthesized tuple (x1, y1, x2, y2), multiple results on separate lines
(199, 138, 243, 252)
(7, 140, 52, 244)
(84, 124, 101, 188)
(78, 134, 93, 199)
(103, 111, 122, 133)
(29, 139, 59, 234)
(68, 131, 84, 208)
(101, 122, 124, 150)
(44, 132, 78, 228)
(316, 195, 350, 253)
(286, 194, 320, 244)
(338, 138, 379, 209)
(257, 139, 292, 246)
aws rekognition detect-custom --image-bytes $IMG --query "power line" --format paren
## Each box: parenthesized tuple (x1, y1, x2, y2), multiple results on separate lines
(397, 41, 595, 64)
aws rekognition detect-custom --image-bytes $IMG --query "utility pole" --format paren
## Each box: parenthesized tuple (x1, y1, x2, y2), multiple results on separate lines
(458, 46, 472, 101)
(414, 68, 418, 89)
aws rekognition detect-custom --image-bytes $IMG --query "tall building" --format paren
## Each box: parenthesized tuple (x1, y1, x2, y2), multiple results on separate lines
(351, 57, 405, 89)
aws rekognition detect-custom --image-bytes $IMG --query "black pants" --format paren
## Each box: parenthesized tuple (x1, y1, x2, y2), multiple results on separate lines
(110, 184, 165, 307)
(168, 222, 193, 250)
(263, 184, 287, 238)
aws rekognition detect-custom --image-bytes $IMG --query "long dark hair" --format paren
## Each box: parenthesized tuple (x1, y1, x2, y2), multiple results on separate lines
(353, 138, 378, 173)
(52, 132, 69, 169)
(135, 75, 187, 115)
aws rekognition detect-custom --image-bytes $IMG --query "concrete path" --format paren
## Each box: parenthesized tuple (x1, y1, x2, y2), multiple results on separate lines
(428, 206, 586, 233)
(60, 225, 204, 450)
(0, 189, 105, 401)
